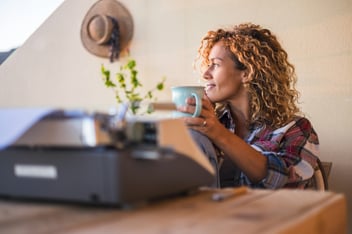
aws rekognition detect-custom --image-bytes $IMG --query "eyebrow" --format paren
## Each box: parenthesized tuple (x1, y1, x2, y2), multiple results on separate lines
(210, 57, 224, 62)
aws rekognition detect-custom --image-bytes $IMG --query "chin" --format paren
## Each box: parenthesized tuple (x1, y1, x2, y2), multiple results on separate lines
(205, 93, 216, 103)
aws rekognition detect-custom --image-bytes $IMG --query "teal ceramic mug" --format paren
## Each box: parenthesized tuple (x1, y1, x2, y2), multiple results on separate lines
(171, 86, 205, 117)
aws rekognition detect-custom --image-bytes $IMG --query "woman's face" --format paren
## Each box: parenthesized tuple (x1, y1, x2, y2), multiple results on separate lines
(203, 41, 247, 103)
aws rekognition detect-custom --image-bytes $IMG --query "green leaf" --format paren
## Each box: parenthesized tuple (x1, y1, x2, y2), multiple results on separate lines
(130, 93, 142, 100)
(101, 65, 110, 79)
(117, 73, 125, 83)
(105, 80, 116, 87)
(146, 91, 153, 99)
(125, 59, 136, 70)
(156, 82, 164, 90)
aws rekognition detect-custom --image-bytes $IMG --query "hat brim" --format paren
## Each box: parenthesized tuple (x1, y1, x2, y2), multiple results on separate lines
(81, 0, 134, 59)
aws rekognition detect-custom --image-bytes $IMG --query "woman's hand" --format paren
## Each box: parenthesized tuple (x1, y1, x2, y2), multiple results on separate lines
(178, 95, 268, 183)
(177, 95, 219, 137)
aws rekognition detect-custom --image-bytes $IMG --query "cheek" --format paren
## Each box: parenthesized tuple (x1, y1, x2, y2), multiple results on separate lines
(207, 79, 240, 102)
(221, 81, 242, 97)
(212, 73, 243, 99)
(218, 70, 242, 91)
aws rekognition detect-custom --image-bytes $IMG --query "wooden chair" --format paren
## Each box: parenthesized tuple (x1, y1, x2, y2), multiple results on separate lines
(306, 159, 333, 191)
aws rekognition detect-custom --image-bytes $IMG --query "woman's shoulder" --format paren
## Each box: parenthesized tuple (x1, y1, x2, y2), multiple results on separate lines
(264, 116, 317, 138)
(291, 116, 316, 131)
(289, 116, 319, 142)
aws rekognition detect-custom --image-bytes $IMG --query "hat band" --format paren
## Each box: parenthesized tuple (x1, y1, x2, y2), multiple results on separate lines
(108, 16, 120, 62)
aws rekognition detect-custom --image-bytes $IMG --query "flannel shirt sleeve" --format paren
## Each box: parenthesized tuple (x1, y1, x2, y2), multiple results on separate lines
(246, 118, 319, 189)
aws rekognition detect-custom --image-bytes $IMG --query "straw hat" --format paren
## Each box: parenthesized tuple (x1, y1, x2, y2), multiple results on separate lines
(80, 0, 134, 61)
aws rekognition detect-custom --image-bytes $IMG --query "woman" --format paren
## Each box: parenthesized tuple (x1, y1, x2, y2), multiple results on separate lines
(179, 23, 319, 189)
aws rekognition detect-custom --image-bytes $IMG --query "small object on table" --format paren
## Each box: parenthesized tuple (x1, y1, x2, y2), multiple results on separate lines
(211, 186, 248, 202)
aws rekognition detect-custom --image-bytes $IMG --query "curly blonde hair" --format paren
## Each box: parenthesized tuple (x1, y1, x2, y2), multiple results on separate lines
(195, 23, 301, 128)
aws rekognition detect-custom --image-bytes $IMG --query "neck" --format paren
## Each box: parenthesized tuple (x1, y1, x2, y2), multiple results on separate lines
(227, 95, 250, 139)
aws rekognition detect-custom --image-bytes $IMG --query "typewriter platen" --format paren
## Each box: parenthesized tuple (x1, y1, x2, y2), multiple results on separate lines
(0, 108, 215, 206)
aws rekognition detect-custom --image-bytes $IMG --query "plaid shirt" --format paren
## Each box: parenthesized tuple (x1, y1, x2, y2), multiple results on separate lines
(218, 107, 320, 189)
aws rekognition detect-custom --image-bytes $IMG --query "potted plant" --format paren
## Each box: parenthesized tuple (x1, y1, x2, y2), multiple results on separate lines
(101, 58, 166, 115)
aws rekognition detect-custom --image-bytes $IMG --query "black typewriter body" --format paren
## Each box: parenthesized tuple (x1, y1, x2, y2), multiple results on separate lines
(0, 110, 214, 206)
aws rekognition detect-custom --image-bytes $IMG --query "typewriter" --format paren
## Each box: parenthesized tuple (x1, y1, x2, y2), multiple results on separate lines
(0, 107, 215, 206)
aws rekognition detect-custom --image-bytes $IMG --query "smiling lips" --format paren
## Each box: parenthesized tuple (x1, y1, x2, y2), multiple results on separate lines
(205, 83, 216, 92)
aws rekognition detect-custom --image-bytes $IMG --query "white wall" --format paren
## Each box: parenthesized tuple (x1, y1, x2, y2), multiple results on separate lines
(0, 0, 351, 231)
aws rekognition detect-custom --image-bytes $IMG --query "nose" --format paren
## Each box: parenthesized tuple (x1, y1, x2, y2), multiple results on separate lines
(203, 67, 212, 80)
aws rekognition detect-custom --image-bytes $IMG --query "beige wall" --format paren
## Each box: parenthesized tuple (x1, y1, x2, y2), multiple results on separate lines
(0, 0, 351, 231)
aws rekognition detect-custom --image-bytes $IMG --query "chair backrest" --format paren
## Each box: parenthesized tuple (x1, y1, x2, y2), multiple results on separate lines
(306, 159, 332, 191)
(321, 161, 333, 179)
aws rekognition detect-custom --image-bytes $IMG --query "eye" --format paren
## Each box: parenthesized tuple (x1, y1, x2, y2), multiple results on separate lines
(214, 62, 220, 67)
(208, 62, 219, 68)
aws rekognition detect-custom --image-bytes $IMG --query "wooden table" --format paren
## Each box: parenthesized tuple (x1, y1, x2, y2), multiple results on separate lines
(0, 187, 347, 234)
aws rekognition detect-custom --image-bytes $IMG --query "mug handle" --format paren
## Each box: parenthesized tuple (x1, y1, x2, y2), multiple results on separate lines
(191, 93, 202, 117)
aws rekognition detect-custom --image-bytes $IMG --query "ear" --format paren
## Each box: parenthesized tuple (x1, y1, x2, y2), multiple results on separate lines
(241, 69, 251, 84)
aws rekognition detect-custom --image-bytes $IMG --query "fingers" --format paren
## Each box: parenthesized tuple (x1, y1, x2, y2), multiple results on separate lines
(182, 98, 216, 134)
(183, 116, 206, 126)
(177, 104, 196, 116)
(184, 96, 213, 114)
(184, 116, 212, 136)
(177, 96, 215, 124)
